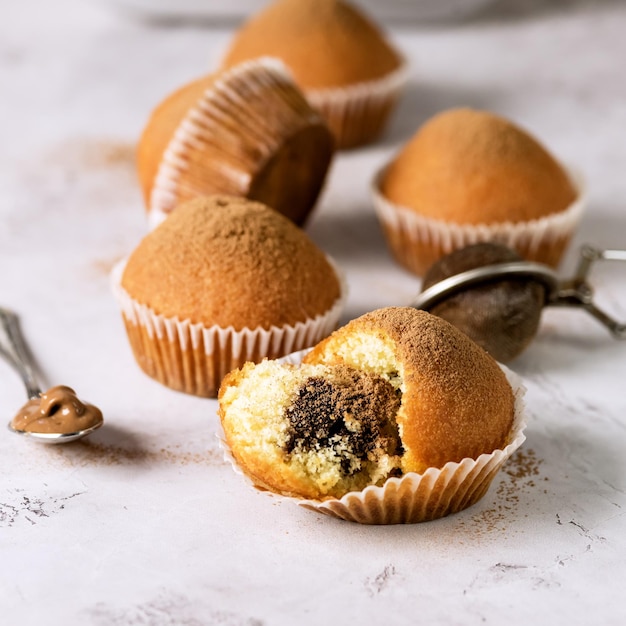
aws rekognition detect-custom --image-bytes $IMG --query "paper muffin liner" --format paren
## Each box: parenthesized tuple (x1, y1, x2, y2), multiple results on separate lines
(306, 62, 409, 150)
(148, 57, 332, 229)
(110, 260, 346, 398)
(372, 165, 587, 276)
(219, 350, 527, 525)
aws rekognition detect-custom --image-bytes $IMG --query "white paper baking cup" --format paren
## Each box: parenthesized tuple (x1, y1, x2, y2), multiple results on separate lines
(147, 57, 331, 229)
(219, 349, 527, 524)
(372, 165, 586, 276)
(111, 260, 346, 397)
(305, 62, 409, 150)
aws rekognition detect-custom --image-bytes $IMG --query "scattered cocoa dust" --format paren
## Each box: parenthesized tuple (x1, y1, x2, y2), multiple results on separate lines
(87, 141, 135, 168)
(46, 440, 225, 468)
(91, 255, 125, 277)
(459, 448, 545, 534)
(44, 138, 136, 171)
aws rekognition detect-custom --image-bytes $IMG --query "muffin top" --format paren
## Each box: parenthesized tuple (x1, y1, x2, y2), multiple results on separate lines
(221, 0, 403, 89)
(305, 306, 515, 473)
(380, 108, 577, 224)
(121, 196, 342, 329)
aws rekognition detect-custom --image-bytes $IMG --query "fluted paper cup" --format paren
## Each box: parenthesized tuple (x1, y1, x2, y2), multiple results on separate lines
(111, 261, 346, 397)
(219, 349, 526, 524)
(306, 63, 408, 150)
(372, 165, 586, 276)
(146, 57, 334, 229)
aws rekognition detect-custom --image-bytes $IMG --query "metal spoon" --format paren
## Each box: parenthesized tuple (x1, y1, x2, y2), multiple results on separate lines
(1, 307, 103, 444)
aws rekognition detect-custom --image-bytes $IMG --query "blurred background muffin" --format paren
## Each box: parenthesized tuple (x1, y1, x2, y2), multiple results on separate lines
(220, 0, 407, 149)
(137, 58, 334, 228)
(373, 107, 585, 275)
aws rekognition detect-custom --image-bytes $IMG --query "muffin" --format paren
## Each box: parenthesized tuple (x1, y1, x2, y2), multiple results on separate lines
(373, 108, 585, 275)
(219, 307, 526, 523)
(112, 195, 345, 397)
(137, 57, 334, 229)
(220, 0, 407, 149)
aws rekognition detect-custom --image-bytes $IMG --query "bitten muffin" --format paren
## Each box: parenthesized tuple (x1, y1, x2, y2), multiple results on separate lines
(220, 0, 407, 149)
(219, 361, 403, 499)
(373, 108, 585, 275)
(219, 307, 526, 523)
(304, 307, 515, 474)
(112, 195, 344, 397)
(137, 58, 334, 228)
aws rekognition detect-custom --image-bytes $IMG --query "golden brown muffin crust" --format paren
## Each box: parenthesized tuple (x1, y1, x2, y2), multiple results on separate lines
(305, 307, 515, 473)
(381, 108, 577, 224)
(136, 61, 334, 225)
(137, 75, 216, 207)
(221, 0, 403, 89)
(121, 196, 341, 329)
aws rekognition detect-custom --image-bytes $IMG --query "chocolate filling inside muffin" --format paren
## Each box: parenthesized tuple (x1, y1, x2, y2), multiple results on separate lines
(284, 366, 402, 476)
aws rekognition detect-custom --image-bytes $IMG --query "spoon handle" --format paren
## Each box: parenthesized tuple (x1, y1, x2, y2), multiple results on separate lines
(0, 307, 42, 399)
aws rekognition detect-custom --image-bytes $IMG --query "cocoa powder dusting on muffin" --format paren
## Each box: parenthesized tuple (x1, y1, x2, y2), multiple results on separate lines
(305, 307, 515, 472)
(381, 108, 577, 224)
(121, 196, 341, 329)
(221, 0, 403, 89)
(358, 307, 507, 403)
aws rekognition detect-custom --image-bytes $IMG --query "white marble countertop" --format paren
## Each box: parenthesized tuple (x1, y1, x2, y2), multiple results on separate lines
(2, 1, 626, 624)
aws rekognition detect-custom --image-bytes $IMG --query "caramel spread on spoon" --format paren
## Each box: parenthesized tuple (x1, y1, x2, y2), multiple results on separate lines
(11, 385, 103, 434)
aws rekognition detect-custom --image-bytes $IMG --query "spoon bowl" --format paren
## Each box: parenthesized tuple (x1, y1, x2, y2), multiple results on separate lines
(1, 307, 104, 444)
(7, 418, 103, 444)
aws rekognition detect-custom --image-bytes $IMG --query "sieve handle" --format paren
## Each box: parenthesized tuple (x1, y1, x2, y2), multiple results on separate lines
(550, 246, 626, 339)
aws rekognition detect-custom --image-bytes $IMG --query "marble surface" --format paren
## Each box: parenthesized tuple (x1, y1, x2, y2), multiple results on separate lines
(1, 1, 626, 624)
